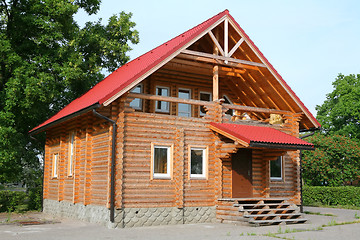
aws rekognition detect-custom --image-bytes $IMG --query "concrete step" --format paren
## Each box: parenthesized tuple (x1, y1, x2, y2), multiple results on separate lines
(244, 213, 302, 219)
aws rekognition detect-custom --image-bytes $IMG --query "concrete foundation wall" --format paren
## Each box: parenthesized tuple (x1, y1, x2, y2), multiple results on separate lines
(43, 199, 216, 228)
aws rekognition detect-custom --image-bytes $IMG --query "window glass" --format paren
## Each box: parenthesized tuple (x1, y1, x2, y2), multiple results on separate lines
(190, 148, 206, 178)
(270, 156, 282, 179)
(200, 92, 212, 116)
(155, 86, 170, 112)
(53, 154, 58, 178)
(68, 132, 75, 176)
(223, 95, 233, 116)
(178, 89, 191, 117)
(153, 145, 171, 178)
(130, 84, 143, 110)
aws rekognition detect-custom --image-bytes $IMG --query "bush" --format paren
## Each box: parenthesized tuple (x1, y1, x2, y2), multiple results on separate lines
(0, 190, 28, 212)
(303, 186, 360, 206)
(302, 133, 360, 186)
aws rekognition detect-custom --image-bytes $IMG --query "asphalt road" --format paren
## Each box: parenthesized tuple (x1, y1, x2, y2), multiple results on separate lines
(1, 207, 360, 240)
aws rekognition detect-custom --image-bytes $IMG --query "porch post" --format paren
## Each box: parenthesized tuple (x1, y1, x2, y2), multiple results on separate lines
(213, 65, 219, 101)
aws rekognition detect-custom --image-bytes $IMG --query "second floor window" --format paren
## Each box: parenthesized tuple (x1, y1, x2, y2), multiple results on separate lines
(155, 86, 170, 113)
(129, 84, 143, 110)
(199, 92, 212, 116)
(178, 88, 191, 117)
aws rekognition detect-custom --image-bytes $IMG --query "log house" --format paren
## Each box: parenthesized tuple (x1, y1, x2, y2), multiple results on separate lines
(30, 10, 320, 227)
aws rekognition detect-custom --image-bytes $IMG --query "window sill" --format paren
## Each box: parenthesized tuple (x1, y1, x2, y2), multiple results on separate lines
(270, 178, 283, 182)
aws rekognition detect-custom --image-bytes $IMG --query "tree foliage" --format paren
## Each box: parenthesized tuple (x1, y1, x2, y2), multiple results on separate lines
(302, 133, 360, 186)
(0, 0, 139, 184)
(316, 74, 360, 140)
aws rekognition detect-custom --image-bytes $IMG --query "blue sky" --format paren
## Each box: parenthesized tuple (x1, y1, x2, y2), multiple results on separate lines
(76, 0, 360, 116)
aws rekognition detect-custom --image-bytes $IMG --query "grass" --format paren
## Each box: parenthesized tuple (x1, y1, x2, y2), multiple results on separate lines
(305, 203, 360, 211)
(304, 211, 336, 217)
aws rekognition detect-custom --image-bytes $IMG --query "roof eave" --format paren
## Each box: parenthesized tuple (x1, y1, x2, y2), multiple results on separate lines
(29, 103, 101, 135)
(249, 141, 315, 151)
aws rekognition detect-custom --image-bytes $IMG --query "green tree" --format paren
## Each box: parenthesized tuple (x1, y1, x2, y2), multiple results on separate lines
(316, 74, 360, 140)
(302, 133, 360, 186)
(0, 0, 139, 185)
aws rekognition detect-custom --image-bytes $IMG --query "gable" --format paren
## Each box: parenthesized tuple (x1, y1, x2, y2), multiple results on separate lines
(30, 10, 320, 134)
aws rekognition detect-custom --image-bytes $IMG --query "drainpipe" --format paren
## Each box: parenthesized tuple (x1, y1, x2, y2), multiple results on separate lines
(299, 130, 318, 213)
(92, 109, 117, 223)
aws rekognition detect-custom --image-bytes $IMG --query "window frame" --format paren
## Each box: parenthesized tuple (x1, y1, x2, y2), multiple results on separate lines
(151, 143, 173, 180)
(199, 91, 212, 116)
(188, 146, 208, 179)
(129, 83, 143, 110)
(68, 132, 75, 177)
(270, 156, 283, 181)
(52, 153, 59, 179)
(223, 95, 234, 116)
(155, 86, 170, 113)
(178, 87, 192, 117)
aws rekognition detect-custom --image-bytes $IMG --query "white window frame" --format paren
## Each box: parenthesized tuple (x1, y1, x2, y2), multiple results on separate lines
(189, 146, 208, 179)
(270, 156, 283, 181)
(199, 91, 212, 116)
(155, 86, 170, 113)
(52, 153, 58, 178)
(129, 83, 143, 110)
(178, 88, 192, 117)
(223, 95, 234, 116)
(68, 132, 75, 177)
(151, 143, 173, 179)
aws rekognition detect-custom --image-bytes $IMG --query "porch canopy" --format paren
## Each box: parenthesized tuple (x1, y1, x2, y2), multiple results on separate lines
(210, 122, 314, 150)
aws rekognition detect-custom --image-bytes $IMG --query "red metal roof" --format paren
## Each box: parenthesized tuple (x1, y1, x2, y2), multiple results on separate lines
(30, 10, 228, 133)
(210, 122, 314, 149)
(30, 9, 320, 134)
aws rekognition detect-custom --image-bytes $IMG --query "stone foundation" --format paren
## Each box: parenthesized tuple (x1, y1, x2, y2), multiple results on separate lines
(43, 199, 216, 228)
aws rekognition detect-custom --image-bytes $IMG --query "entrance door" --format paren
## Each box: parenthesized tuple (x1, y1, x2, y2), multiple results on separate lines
(231, 149, 253, 198)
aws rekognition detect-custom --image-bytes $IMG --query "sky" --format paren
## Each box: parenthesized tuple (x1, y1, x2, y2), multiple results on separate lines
(75, 0, 360, 117)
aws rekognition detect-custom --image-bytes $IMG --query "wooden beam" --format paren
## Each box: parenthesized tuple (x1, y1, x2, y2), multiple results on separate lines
(228, 38, 244, 57)
(177, 53, 258, 71)
(224, 18, 228, 58)
(222, 103, 292, 115)
(181, 49, 266, 68)
(127, 92, 215, 107)
(213, 65, 219, 101)
(208, 31, 225, 56)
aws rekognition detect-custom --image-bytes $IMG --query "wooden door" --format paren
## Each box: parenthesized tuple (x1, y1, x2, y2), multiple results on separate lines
(231, 149, 253, 198)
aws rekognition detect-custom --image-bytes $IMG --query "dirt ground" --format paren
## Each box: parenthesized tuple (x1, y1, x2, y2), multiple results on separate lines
(0, 211, 59, 225)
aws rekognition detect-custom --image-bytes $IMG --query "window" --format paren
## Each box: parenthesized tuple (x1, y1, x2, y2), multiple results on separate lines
(129, 84, 143, 110)
(223, 95, 233, 116)
(199, 92, 212, 116)
(270, 156, 283, 180)
(68, 132, 75, 177)
(155, 86, 170, 113)
(152, 144, 172, 179)
(178, 88, 191, 117)
(190, 147, 207, 179)
(52, 154, 58, 178)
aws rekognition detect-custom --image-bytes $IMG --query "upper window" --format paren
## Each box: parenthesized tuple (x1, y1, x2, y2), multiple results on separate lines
(155, 86, 170, 113)
(270, 156, 283, 180)
(152, 144, 172, 179)
(130, 84, 143, 110)
(223, 95, 234, 116)
(68, 132, 75, 177)
(190, 147, 207, 179)
(199, 92, 212, 116)
(178, 88, 191, 117)
(52, 153, 58, 178)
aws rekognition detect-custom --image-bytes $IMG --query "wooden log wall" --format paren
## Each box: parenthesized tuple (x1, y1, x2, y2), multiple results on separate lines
(43, 61, 304, 210)
(115, 101, 220, 208)
(44, 108, 113, 207)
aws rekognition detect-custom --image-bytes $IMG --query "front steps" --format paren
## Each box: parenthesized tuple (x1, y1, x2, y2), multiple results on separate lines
(217, 198, 307, 226)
